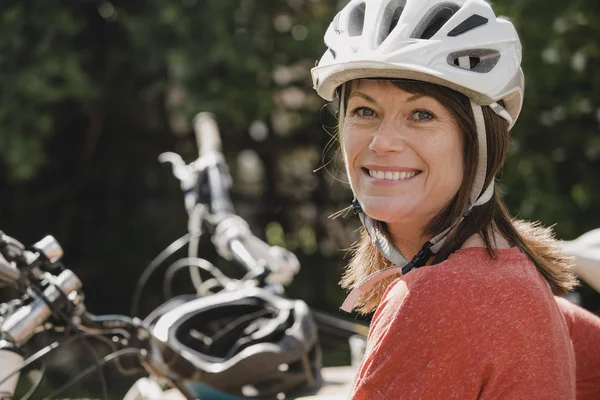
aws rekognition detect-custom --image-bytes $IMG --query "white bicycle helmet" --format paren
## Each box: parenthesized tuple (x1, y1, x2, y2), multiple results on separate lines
(312, 0, 523, 127)
(311, 0, 526, 310)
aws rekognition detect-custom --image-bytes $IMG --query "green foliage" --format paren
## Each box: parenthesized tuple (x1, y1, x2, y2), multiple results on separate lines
(121, 0, 334, 131)
(492, 0, 600, 238)
(0, 2, 97, 180)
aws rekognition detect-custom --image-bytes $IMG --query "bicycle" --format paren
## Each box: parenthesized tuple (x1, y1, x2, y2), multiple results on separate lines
(126, 112, 369, 399)
(0, 113, 368, 399)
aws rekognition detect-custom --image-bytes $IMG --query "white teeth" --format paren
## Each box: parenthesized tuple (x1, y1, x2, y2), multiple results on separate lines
(368, 169, 419, 181)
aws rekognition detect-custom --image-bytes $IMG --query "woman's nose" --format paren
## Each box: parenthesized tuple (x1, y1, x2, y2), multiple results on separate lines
(368, 120, 407, 155)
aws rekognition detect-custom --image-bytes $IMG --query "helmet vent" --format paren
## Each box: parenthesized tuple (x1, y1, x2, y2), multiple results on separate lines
(454, 56, 480, 70)
(448, 49, 501, 73)
(348, 2, 366, 37)
(448, 14, 489, 36)
(411, 3, 460, 40)
(378, 0, 406, 45)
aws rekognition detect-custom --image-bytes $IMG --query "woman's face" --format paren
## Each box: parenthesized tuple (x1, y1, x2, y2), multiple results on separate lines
(341, 80, 464, 232)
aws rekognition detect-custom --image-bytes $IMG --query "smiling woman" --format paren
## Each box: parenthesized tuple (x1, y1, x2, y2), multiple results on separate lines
(309, 0, 600, 399)
(338, 77, 518, 312)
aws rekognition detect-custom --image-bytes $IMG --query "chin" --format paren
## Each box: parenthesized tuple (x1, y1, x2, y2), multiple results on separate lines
(360, 200, 417, 224)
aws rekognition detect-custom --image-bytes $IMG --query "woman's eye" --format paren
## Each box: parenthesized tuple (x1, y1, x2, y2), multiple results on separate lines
(411, 110, 434, 121)
(350, 107, 376, 118)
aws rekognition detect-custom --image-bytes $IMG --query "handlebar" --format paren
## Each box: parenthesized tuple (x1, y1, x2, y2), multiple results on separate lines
(192, 113, 299, 284)
(211, 215, 300, 286)
(158, 112, 300, 290)
(194, 112, 222, 155)
(0, 232, 197, 400)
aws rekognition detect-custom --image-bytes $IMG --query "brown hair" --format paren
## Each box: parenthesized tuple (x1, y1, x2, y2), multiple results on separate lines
(337, 80, 577, 314)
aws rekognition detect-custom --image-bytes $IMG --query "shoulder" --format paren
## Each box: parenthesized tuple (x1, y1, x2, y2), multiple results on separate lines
(355, 249, 576, 399)
(373, 247, 567, 346)
(382, 247, 546, 311)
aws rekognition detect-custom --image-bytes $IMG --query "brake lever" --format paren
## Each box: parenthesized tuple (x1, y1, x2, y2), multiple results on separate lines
(159, 151, 225, 182)
(159, 152, 196, 188)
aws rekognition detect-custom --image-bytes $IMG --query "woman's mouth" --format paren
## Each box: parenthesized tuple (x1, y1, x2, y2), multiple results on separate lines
(363, 168, 422, 181)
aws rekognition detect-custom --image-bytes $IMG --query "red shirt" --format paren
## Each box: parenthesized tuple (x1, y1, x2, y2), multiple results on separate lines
(351, 247, 577, 399)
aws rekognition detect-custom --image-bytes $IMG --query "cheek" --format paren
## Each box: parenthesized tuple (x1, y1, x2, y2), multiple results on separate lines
(424, 132, 464, 188)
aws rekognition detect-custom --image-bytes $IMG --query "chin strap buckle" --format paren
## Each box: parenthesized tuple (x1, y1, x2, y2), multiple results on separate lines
(401, 241, 433, 275)
(351, 198, 363, 215)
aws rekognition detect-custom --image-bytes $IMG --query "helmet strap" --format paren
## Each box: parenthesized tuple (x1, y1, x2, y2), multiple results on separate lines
(338, 83, 346, 128)
(469, 101, 488, 208)
(428, 101, 493, 254)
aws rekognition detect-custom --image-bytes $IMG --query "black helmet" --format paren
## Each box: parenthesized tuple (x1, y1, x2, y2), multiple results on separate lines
(149, 286, 322, 399)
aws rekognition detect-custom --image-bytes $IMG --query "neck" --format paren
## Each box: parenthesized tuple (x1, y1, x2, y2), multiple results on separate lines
(386, 222, 431, 261)
(387, 221, 512, 263)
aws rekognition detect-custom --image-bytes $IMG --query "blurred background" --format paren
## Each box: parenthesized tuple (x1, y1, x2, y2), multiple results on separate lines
(1, 0, 600, 396)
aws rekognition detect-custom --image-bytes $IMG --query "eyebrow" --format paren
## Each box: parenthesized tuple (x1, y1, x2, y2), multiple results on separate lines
(347, 91, 425, 104)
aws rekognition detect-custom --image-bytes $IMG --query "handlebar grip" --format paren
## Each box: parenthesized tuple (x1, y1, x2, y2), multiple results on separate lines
(1, 270, 82, 346)
(193, 112, 222, 156)
(191, 112, 234, 216)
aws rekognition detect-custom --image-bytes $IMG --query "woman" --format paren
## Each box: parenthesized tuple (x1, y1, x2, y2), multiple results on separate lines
(311, 0, 599, 398)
